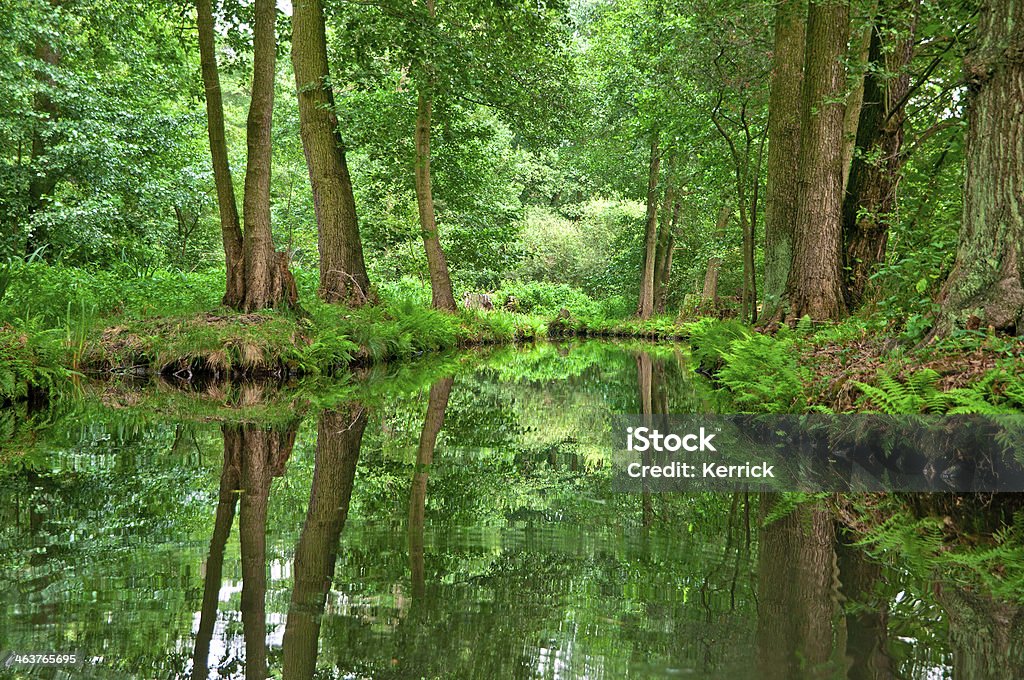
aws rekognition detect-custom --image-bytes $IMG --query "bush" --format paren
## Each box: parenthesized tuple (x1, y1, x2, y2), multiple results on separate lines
(496, 281, 603, 318)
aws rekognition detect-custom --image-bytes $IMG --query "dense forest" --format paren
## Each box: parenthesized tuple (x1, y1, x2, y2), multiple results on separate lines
(2, 0, 1024, 677)
(1, 0, 1020, 352)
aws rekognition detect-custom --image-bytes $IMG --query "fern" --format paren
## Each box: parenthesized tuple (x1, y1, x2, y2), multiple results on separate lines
(854, 369, 950, 414)
(718, 333, 807, 413)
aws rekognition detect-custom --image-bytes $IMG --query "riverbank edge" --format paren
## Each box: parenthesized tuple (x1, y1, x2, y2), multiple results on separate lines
(0, 305, 695, 405)
(4, 309, 1023, 412)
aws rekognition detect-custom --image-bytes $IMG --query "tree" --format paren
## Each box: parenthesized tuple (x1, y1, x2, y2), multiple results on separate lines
(291, 0, 375, 306)
(785, 0, 850, 321)
(636, 135, 661, 319)
(653, 194, 681, 313)
(841, 0, 919, 310)
(196, 0, 297, 311)
(932, 0, 1024, 336)
(413, 0, 458, 312)
(240, 0, 296, 310)
(195, 0, 244, 305)
(762, 0, 806, 321)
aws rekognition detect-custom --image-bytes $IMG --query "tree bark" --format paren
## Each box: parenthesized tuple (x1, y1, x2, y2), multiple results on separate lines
(413, 0, 457, 312)
(282, 406, 367, 680)
(241, 0, 297, 311)
(655, 198, 682, 313)
(653, 185, 676, 314)
(636, 134, 661, 320)
(842, 0, 918, 310)
(785, 0, 850, 322)
(196, 0, 245, 306)
(933, 0, 1024, 336)
(408, 377, 453, 601)
(291, 0, 375, 306)
(700, 206, 730, 309)
(842, 20, 876, 195)
(762, 0, 806, 321)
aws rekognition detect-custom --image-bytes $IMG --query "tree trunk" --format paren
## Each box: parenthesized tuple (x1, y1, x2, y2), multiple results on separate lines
(702, 257, 721, 306)
(190, 434, 240, 680)
(413, 0, 457, 313)
(241, 0, 296, 311)
(196, 0, 245, 307)
(655, 198, 681, 313)
(636, 134, 661, 320)
(842, 20, 876, 195)
(701, 206, 729, 309)
(842, 1, 917, 310)
(739, 196, 755, 322)
(282, 406, 367, 680)
(409, 377, 453, 600)
(291, 0, 375, 307)
(785, 0, 850, 322)
(414, 88, 458, 312)
(653, 185, 676, 314)
(230, 423, 297, 680)
(933, 0, 1024, 336)
(762, 0, 806, 321)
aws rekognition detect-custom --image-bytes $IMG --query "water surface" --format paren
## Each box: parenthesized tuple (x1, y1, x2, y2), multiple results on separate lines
(0, 342, 1018, 678)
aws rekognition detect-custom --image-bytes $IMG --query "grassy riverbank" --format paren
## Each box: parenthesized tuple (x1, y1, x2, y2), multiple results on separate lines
(4, 263, 1024, 410)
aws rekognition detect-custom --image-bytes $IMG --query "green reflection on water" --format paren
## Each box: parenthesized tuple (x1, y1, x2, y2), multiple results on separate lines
(0, 342, 1020, 679)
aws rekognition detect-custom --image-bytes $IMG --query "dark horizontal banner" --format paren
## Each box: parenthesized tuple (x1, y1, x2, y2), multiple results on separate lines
(610, 414, 1024, 492)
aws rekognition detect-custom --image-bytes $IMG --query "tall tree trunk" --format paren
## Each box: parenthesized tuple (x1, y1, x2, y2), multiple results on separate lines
(842, 1, 917, 310)
(291, 0, 375, 306)
(408, 377, 453, 600)
(785, 0, 850, 322)
(196, 0, 244, 307)
(842, 19, 876, 195)
(282, 406, 367, 680)
(653, 184, 676, 314)
(701, 206, 730, 309)
(230, 423, 297, 680)
(762, 0, 806, 321)
(933, 0, 1024, 336)
(413, 0, 457, 312)
(636, 134, 661, 320)
(241, 0, 296, 311)
(654, 198, 681, 313)
(191, 434, 240, 680)
(414, 89, 457, 312)
(747, 130, 766, 325)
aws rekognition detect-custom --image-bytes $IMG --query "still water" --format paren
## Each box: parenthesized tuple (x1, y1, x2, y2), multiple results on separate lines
(0, 342, 1020, 678)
